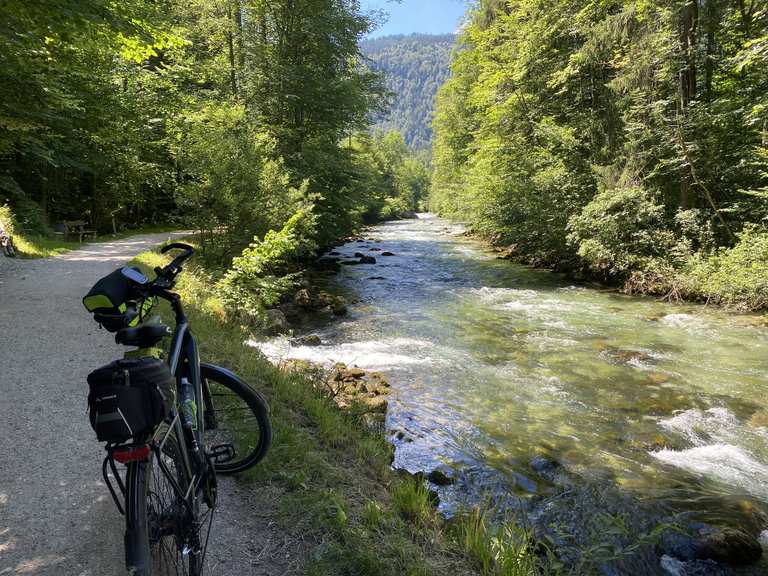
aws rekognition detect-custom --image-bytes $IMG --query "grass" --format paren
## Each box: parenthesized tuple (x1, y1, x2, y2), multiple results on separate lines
(128, 246, 546, 576)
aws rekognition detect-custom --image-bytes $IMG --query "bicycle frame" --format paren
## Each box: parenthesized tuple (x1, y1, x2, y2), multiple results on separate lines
(104, 290, 214, 524)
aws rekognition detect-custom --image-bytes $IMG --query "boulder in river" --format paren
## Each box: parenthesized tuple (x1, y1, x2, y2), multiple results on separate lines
(264, 309, 289, 335)
(662, 525, 762, 565)
(381, 251, 395, 256)
(341, 260, 362, 266)
(359, 255, 376, 264)
(291, 334, 322, 346)
(427, 468, 455, 486)
(354, 252, 365, 258)
(370, 247, 382, 251)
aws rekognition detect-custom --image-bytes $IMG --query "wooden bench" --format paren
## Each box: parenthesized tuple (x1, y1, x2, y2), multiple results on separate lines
(62, 220, 96, 243)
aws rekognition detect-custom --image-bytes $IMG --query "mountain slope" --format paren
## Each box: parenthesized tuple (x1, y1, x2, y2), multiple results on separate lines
(361, 33, 455, 149)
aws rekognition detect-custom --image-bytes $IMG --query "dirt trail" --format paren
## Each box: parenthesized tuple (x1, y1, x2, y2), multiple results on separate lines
(0, 235, 291, 576)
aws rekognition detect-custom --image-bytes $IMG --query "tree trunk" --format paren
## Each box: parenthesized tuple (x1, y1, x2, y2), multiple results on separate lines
(227, 2, 237, 96)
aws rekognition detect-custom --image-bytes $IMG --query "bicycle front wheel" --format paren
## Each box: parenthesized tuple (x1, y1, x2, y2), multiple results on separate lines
(125, 425, 207, 576)
(201, 363, 272, 474)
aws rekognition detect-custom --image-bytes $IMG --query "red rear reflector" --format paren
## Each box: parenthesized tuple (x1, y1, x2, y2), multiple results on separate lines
(112, 445, 150, 464)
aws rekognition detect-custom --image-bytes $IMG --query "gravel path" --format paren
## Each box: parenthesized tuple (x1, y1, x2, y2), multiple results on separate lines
(0, 235, 296, 576)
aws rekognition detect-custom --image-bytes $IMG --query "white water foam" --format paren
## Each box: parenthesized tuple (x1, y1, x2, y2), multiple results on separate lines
(248, 337, 440, 371)
(659, 313, 710, 331)
(651, 408, 768, 501)
(652, 444, 768, 501)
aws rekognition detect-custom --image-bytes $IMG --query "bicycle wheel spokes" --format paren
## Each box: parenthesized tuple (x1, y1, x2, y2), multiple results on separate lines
(204, 382, 262, 467)
(145, 427, 209, 576)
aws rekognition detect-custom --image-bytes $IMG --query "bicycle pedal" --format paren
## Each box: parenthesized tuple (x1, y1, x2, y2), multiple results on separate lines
(209, 443, 235, 464)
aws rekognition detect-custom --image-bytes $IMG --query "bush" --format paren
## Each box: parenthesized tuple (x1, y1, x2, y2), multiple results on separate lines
(682, 225, 768, 310)
(216, 206, 318, 319)
(568, 183, 675, 277)
(0, 204, 16, 236)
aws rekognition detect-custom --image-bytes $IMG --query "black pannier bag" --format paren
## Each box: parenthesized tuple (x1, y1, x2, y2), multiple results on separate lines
(87, 357, 175, 443)
(83, 267, 150, 332)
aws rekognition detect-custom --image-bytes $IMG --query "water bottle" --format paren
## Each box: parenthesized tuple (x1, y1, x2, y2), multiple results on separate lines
(179, 377, 197, 431)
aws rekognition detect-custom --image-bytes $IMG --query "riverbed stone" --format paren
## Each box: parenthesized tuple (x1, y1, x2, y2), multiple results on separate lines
(291, 334, 321, 346)
(427, 468, 455, 486)
(381, 251, 395, 256)
(344, 367, 366, 379)
(265, 309, 289, 335)
(663, 526, 762, 565)
(359, 255, 376, 264)
(362, 395, 387, 412)
(294, 288, 312, 308)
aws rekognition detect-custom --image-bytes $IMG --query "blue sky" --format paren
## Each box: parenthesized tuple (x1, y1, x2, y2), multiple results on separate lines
(362, 0, 470, 38)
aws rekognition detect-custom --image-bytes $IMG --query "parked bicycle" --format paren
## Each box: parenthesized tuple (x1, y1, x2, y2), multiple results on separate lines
(83, 243, 272, 575)
(0, 220, 15, 257)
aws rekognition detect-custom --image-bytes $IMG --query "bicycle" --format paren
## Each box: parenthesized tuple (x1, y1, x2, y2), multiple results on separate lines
(0, 222, 15, 257)
(83, 243, 272, 575)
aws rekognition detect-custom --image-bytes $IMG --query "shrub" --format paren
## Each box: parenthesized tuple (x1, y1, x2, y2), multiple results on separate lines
(682, 225, 768, 309)
(568, 183, 675, 277)
(0, 204, 16, 236)
(216, 206, 318, 319)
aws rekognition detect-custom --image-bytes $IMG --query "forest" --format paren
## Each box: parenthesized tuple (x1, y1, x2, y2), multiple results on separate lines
(0, 0, 428, 266)
(361, 33, 455, 149)
(431, 0, 768, 309)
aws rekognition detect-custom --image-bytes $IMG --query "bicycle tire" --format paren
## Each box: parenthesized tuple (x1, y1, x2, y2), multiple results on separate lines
(201, 363, 272, 474)
(125, 426, 204, 576)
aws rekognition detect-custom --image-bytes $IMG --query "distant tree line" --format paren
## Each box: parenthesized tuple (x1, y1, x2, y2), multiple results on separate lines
(361, 33, 455, 150)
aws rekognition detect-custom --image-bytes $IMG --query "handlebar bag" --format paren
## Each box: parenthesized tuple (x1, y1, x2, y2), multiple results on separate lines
(83, 267, 151, 332)
(87, 357, 175, 444)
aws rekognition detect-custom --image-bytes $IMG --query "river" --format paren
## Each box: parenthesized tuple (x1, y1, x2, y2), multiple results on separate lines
(253, 215, 768, 573)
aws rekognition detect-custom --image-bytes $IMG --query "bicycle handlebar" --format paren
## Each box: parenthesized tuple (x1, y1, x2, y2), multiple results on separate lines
(153, 242, 195, 288)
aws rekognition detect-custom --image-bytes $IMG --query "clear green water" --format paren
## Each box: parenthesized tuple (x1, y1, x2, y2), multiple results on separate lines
(254, 215, 768, 555)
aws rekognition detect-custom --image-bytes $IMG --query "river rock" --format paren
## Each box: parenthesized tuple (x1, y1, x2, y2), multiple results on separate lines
(370, 247, 381, 251)
(660, 555, 732, 576)
(294, 288, 312, 308)
(265, 309, 289, 335)
(278, 302, 303, 322)
(359, 255, 376, 264)
(368, 276, 385, 280)
(341, 260, 361, 266)
(331, 296, 347, 316)
(749, 410, 768, 428)
(381, 251, 395, 256)
(663, 526, 762, 565)
(292, 334, 321, 346)
(344, 367, 366, 379)
(354, 251, 365, 258)
(362, 395, 387, 412)
(427, 468, 455, 486)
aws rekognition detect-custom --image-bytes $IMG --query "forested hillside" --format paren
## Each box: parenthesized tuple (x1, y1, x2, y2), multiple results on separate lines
(361, 34, 455, 149)
(431, 0, 768, 309)
(0, 0, 426, 260)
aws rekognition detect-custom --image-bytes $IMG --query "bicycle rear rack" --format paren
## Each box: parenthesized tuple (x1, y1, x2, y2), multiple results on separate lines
(103, 450, 127, 515)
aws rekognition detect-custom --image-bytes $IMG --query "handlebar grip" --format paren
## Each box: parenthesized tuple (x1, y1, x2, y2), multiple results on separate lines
(160, 242, 194, 255)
